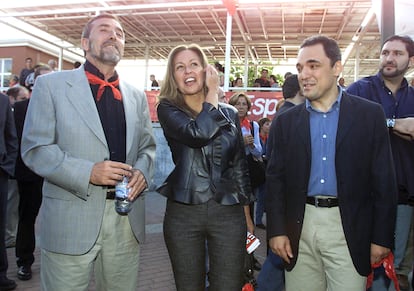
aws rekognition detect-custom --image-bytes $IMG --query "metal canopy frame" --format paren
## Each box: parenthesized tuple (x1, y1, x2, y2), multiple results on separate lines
(0, 0, 398, 82)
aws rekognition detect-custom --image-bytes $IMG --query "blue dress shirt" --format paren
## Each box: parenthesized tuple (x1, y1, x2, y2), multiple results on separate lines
(306, 88, 343, 197)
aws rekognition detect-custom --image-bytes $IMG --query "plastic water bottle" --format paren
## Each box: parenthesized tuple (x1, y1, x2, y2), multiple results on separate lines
(115, 176, 132, 215)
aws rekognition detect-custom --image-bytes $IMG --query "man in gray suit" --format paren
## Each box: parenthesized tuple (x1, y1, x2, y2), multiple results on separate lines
(21, 14, 156, 290)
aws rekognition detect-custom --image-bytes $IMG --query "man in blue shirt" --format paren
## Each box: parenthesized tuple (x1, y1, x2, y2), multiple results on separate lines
(347, 35, 414, 291)
(266, 35, 397, 291)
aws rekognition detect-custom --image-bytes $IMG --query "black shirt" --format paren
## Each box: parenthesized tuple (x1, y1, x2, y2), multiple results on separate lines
(84, 61, 126, 163)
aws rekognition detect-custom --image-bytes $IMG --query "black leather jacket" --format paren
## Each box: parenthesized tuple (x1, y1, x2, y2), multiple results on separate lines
(157, 100, 252, 205)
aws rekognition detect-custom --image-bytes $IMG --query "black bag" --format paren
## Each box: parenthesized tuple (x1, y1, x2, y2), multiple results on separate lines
(247, 154, 266, 188)
(246, 121, 266, 188)
(243, 253, 257, 289)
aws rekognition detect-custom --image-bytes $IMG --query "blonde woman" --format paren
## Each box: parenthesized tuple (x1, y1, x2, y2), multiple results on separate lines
(157, 44, 253, 291)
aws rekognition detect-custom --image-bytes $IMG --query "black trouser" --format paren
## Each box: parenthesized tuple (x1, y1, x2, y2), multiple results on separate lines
(0, 173, 9, 278)
(164, 199, 246, 291)
(15, 178, 43, 267)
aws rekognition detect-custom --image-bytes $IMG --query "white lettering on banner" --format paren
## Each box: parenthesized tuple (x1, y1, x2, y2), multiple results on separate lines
(251, 97, 279, 118)
(145, 90, 283, 122)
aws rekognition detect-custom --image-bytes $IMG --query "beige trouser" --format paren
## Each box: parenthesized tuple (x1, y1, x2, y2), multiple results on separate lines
(285, 204, 367, 291)
(40, 201, 140, 291)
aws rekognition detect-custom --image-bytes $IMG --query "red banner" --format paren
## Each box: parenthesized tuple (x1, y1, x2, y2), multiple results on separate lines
(145, 90, 284, 122)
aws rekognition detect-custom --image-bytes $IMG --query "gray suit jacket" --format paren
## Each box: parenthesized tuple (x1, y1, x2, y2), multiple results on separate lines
(21, 67, 156, 255)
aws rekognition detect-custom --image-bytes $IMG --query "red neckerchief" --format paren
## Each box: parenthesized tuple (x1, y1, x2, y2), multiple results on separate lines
(240, 118, 251, 131)
(85, 71, 122, 101)
(366, 252, 399, 291)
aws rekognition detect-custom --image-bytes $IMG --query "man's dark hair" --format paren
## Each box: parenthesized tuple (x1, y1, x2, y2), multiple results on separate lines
(214, 62, 224, 73)
(81, 14, 120, 39)
(300, 35, 341, 67)
(382, 35, 414, 57)
(6, 87, 21, 99)
(282, 74, 300, 99)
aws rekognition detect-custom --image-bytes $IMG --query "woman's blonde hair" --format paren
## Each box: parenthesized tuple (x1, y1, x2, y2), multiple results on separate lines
(158, 43, 210, 117)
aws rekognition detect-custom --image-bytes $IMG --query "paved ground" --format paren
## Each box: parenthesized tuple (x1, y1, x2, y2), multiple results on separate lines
(5, 191, 268, 290)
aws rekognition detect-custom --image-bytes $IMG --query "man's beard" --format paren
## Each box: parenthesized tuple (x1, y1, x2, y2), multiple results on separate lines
(90, 43, 122, 66)
(380, 62, 409, 78)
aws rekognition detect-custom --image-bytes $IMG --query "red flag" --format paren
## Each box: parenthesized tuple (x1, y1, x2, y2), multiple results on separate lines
(222, 0, 237, 16)
(366, 252, 400, 291)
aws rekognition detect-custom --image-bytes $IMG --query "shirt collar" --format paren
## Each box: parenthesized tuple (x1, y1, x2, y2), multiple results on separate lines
(84, 60, 119, 83)
(305, 86, 342, 113)
(376, 72, 409, 90)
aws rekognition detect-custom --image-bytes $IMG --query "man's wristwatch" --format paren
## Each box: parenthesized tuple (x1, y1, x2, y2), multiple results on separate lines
(386, 118, 395, 128)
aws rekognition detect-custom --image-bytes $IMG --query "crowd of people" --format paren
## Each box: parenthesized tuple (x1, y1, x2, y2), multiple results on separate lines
(1, 11, 414, 291)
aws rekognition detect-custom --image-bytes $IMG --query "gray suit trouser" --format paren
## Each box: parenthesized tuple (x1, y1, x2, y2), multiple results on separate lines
(40, 200, 140, 291)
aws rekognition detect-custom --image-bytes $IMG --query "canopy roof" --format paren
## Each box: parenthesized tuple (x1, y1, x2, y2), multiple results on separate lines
(0, 0, 402, 80)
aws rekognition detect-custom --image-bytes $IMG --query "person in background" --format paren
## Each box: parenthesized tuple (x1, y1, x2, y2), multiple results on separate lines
(24, 64, 41, 92)
(269, 75, 279, 88)
(5, 86, 30, 250)
(47, 59, 58, 71)
(14, 65, 52, 281)
(253, 81, 262, 91)
(8, 75, 19, 88)
(157, 43, 253, 291)
(277, 74, 305, 115)
(214, 62, 225, 87)
(254, 69, 270, 88)
(228, 92, 262, 271)
(266, 35, 397, 291)
(267, 74, 307, 168)
(228, 92, 262, 220)
(346, 34, 414, 291)
(19, 58, 33, 87)
(255, 117, 271, 229)
(6, 87, 29, 106)
(0, 91, 18, 290)
(25, 65, 52, 93)
(283, 72, 293, 85)
(338, 77, 346, 89)
(234, 77, 243, 88)
(232, 77, 244, 92)
(150, 74, 159, 90)
(21, 13, 156, 290)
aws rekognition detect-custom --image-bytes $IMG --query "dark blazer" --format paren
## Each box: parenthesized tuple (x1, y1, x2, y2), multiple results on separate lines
(157, 101, 252, 206)
(13, 99, 42, 182)
(265, 92, 397, 276)
(0, 93, 17, 177)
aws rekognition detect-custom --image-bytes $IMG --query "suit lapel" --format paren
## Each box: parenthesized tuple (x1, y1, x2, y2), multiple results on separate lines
(64, 67, 107, 147)
(336, 93, 354, 148)
(296, 104, 311, 157)
(120, 80, 138, 156)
